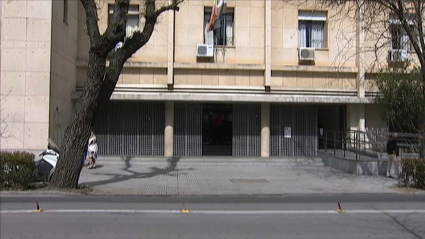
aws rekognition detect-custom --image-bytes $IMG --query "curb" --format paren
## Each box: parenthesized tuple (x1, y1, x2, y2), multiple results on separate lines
(0, 190, 87, 197)
(97, 161, 326, 166)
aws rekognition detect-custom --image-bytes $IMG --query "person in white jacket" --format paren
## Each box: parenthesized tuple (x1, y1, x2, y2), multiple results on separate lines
(87, 136, 98, 169)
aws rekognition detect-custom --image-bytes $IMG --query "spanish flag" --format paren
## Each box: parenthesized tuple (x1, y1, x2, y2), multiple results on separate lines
(207, 0, 226, 31)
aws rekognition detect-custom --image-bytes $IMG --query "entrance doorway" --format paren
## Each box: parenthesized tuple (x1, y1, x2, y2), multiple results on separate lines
(318, 104, 347, 149)
(202, 104, 233, 156)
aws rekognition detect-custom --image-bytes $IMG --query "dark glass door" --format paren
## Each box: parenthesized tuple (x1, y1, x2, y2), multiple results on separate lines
(202, 104, 233, 156)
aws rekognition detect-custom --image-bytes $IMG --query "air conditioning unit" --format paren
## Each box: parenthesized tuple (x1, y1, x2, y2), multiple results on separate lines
(389, 49, 408, 62)
(196, 44, 214, 57)
(299, 47, 315, 61)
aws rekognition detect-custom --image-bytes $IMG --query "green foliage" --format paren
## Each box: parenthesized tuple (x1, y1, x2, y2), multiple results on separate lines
(400, 158, 425, 189)
(0, 151, 36, 190)
(375, 66, 425, 133)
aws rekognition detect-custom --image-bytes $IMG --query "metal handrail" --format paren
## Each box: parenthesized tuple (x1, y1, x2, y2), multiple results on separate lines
(319, 129, 423, 161)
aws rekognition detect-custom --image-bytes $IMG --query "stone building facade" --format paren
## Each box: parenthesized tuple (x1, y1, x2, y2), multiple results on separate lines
(2, 0, 402, 157)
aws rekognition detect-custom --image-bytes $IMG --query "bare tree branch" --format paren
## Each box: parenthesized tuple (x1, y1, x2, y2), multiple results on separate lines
(412, 0, 425, 55)
(80, 0, 102, 49)
(97, 0, 182, 107)
(96, 0, 131, 57)
(155, 0, 183, 17)
(119, 0, 182, 59)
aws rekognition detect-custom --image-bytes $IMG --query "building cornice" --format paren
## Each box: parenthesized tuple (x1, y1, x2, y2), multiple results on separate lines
(72, 84, 374, 104)
(173, 62, 265, 70)
(271, 65, 358, 73)
(109, 92, 374, 104)
(76, 60, 360, 73)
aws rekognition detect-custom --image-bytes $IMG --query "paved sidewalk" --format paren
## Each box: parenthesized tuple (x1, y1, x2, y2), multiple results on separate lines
(76, 156, 415, 196)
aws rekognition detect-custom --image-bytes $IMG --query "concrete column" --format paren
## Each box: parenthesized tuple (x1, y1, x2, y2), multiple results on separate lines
(167, 5, 175, 86)
(164, 101, 174, 157)
(264, 0, 272, 87)
(356, 1, 365, 98)
(347, 104, 368, 150)
(347, 104, 366, 131)
(261, 103, 270, 157)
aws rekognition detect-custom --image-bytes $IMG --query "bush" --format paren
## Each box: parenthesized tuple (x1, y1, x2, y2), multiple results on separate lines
(0, 151, 36, 190)
(400, 158, 425, 189)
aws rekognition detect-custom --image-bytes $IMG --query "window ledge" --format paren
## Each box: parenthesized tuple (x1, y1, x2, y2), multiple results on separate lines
(297, 47, 329, 51)
(214, 45, 235, 49)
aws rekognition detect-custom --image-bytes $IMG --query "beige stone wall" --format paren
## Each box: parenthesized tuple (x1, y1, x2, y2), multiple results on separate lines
(49, 0, 79, 147)
(174, 0, 264, 64)
(347, 104, 365, 131)
(119, 68, 168, 85)
(77, 2, 89, 62)
(73, 0, 421, 96)
(364, 73, 378, 92)
(365, 104, 387, 129)
(0, 0, 52, 152)
(271, 72, 357, 90)
(75, 0, 363, 90)
(174, 69, 263, 86)
(78, 67, 168, 85)
(362, 11, 391, 71)
(272, 1, 357, 67)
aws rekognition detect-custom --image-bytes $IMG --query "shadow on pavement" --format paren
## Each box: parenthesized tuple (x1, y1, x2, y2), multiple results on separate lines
(80, 156, 185, 187)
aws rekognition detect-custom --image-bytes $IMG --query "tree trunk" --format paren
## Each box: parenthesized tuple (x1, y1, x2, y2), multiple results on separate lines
(50, 53, 107, 189)
(421, 72, 425, 159)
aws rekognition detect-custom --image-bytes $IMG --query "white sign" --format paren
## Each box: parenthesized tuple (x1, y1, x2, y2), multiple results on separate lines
(284, 127, 291, 138)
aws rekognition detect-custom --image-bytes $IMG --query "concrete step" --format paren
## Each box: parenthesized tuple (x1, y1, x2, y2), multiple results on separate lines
(202, 144, 232, 156)
(96, 156, 325, 167)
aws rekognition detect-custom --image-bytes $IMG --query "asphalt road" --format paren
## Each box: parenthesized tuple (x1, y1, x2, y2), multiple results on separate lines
(1, 194, 425, 239)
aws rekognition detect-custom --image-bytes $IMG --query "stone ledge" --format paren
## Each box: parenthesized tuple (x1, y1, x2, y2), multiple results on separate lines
(76, 60, 362, 73)
(76, 60, 167, 68)
(174, 62, 265, 70)
(272, 65, 358, 73)
(71, 91, 375, 104)
(73, 85, 363, 99)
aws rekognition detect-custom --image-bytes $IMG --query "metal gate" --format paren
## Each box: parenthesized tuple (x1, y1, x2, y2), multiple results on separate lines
(93, 101, 164, 156)
(174, 102, 202, 156)
(270, 104, 318, 156)
(233, 103, 261, 156)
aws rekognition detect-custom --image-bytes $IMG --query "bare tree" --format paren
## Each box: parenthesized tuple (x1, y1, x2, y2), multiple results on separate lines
(288, 0, 425, 97)
(50, 0, 183, 189)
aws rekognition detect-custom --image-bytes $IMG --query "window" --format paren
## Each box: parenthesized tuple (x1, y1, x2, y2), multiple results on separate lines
(390, 25, 411, 50)
(298, 11, 327, 48)
(204, 7, 234, 46)
(389, 17, 415, 51)
(63, 0, 68, 24)
(108, 5, 140, 39)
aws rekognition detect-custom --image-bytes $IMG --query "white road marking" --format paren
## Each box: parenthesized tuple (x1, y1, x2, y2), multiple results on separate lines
(1, 209, 425, 214)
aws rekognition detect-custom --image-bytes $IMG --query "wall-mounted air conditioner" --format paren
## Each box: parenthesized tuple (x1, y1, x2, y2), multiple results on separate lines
(299, 47, 316, 61)
(197, 44, 214, 57)
(389, 49, 408, 62)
